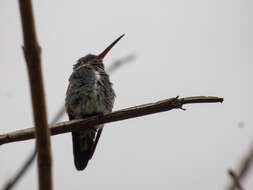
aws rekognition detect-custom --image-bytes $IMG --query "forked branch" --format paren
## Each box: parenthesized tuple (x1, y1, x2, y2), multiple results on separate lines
(226, 143, 253, 190)
(228, 170, 245, 190)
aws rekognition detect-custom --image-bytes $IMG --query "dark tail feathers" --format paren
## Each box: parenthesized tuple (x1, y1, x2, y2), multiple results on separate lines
(72, 132, 92, 171)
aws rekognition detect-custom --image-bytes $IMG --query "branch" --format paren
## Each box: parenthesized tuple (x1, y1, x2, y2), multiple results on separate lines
(226, 143, 253, 190)
(228, 170, 245, 190)
(106, 53, 136, 73)
(3, 149, 37, 190)
(18, 1, 52, 190)
(0, 96, 223, 145)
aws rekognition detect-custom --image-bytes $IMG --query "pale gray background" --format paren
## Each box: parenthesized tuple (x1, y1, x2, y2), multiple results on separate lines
(0, 0, 253, 189)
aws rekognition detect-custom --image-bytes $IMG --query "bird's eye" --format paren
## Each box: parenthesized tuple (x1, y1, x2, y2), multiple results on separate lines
(80, 61, 87, 65)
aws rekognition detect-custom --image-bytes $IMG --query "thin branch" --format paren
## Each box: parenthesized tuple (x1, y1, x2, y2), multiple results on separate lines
(228, 170, 245, 190)
(0, 96, 223, 145)
(106, 53, 136, 73)
(3, 149, 37, 190)
(18, 1, 52, 190)
(226, 144, 253, 190)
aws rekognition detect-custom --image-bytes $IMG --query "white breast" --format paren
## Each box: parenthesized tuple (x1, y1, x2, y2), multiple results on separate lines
(81, 71, 106, 115)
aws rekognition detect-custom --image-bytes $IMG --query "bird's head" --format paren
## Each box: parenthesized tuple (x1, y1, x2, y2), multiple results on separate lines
(73, 34, 125, 70)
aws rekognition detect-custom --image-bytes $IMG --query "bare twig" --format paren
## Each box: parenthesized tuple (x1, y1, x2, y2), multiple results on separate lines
(0, 96, 223, 145)
(226, 144, 253, 190)
(106, 53, 136, 73)
(228, 170, 245, 190)
(3, 149, 37, 190)
(18, 1, 52, 190)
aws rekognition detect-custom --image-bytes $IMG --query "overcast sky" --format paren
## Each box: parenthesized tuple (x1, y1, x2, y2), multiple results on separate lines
(0, 0, 253, 189)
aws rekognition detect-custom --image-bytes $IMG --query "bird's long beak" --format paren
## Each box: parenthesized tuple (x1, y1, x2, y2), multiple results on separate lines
(97, 34, 125, 60)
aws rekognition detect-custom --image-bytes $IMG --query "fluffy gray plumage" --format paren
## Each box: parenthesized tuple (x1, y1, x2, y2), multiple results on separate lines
(65, 54, 115, 170)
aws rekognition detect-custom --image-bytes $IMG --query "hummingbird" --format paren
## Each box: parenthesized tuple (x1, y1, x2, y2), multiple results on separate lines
(65, 34, 124, 170)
